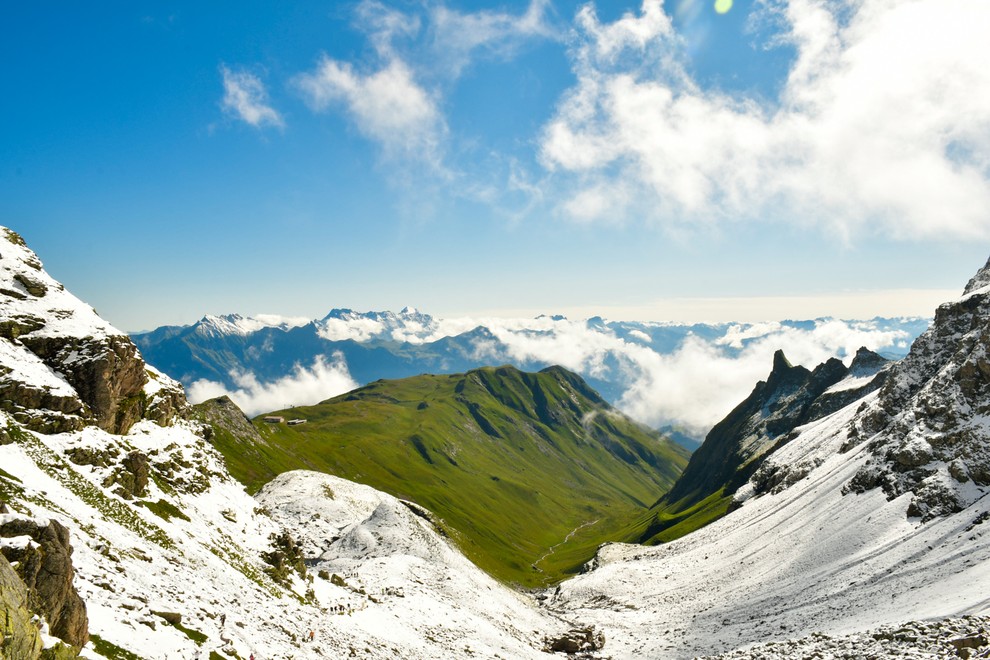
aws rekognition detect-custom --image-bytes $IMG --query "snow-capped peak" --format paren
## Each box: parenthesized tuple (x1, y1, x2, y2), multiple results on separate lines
(194, 313, 310, 337)
(315, 307, 440, 344)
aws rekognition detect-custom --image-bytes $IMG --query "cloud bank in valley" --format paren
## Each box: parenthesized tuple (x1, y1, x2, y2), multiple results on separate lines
(186, 353, 358, 417)
(173, 309, 923, 435)
(271, 310, 920, 436)
(464, 316, 912, 435)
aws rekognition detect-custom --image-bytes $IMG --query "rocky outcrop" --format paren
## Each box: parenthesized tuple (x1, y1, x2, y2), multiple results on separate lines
(0, 518, 89, 647)
(191, 395, 265, 447)
(102, 451, 150, 499)
(142, 369, 187, 427)
(845, 256, 990, 519)
(543, 627, 606, 654)
(0, 227, 187, 435)
(16, 335, 148, 435)
(0, 378, 86, 434)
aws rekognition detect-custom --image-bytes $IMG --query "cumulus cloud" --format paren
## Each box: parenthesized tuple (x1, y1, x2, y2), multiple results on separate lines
(186, 354, 357, 417)
(220, 65, 284, 129)
(293, 0, 556, 166)
(295, 57, 444, 162)
(540, 0, 990, 239)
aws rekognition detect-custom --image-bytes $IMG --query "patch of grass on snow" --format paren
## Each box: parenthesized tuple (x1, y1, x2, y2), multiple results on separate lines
(89, 634, 144, 660)
(8, 424, 175, 549)
(135, 498, 191, 522)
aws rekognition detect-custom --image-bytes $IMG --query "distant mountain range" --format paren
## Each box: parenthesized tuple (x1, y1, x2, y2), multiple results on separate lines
(133, 308, 930, 436)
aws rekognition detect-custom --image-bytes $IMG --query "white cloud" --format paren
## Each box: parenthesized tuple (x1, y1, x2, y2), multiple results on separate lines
(293, 0, 556, 167)
(295, 56, 445, 162)
(429, 0, 556, 75)
(186, 354, 357, 417)
(627, 329, 652, 343)
(355, 0, 422, 58)
(220, 65, 284, 129)
(317, 316, 387, 342)
(251, 314, 312, 329)
(541, 0, 990, 239)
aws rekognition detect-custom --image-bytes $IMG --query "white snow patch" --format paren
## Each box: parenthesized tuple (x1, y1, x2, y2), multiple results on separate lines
(255, 471, 568, 659)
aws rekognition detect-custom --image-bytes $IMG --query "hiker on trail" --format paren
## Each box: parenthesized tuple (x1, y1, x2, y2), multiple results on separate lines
(309, 630, 315, 642)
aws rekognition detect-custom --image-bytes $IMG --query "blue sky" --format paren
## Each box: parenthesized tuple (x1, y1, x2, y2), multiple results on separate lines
(3, 0, 989, 331)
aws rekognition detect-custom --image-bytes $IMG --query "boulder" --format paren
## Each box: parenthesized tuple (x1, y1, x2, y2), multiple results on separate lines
(0, 519, 88, 647)
(151, 610, 183, 626)
(543, 626, 605, 654)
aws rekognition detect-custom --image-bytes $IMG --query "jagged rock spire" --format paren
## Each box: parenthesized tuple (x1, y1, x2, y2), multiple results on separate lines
(963, 254, 990, 295)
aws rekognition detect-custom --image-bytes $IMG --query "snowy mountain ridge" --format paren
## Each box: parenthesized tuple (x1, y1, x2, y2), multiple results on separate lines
(547, 257, 990, 657)
(193, 313, 311, 338)
(842, 255, 990, 519)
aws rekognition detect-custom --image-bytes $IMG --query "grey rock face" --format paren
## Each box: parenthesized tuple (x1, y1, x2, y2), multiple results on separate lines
(846, 258, 990, 519)
(0, 553, 45, 660)
(0, 519, 88, 648)
(17, 334, 149, 435)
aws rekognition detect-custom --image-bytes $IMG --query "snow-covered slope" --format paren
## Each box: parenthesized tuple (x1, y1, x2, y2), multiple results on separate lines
(548, 395, 990, 657)
(546, 261, 990, 658)
(257, 471, 566, 658)
(1, 417, 574, 658)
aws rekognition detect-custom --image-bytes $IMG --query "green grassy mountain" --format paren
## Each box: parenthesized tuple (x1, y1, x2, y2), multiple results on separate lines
(203, 365, 689, 587)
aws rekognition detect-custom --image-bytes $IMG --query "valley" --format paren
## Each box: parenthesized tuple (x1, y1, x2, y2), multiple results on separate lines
(1, 225, 989, 659)
(203, 365, 689, 587)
